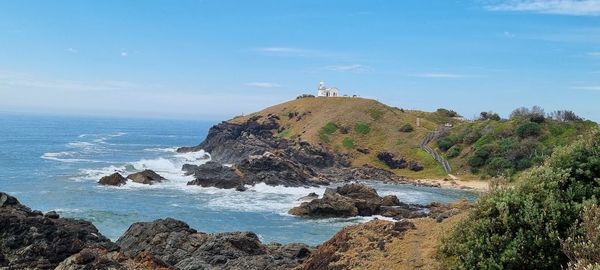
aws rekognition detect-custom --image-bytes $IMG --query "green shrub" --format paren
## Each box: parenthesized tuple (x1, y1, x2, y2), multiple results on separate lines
(436, 108, 460, 117)
(446, 146, 461, 159)
(320, 122, 338, 135)
(354, 123, 370, 135)
(399, 123, 414, 133)
(440, 130, 600, 270)
(437, 137, 456, 151)
(342, 137, 354, 149)
(517, 121, 542, 138)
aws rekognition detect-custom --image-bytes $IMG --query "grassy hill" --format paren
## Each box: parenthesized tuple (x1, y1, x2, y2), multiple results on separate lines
(230, 97, 597, 180)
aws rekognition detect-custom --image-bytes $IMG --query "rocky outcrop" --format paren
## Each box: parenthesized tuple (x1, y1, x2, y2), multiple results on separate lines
(377, 152, 424, 172)
(0, 192, 117, 269)
(126, 170, 165, 185)
(237, 151, 327, 187)
(98, 172, 127, 186)
(288, 183, 427, 219)
(55, 248, 173, 270)
(185, 161, 244, 189)
(116, 218, 311, 270)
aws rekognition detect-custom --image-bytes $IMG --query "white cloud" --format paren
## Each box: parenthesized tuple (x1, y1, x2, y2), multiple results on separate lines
(245, 82, 281, 88)
(411, 73, 469, 79)
(325, 64, 371, 73)
(487, 0, 600, 16)
(572, 85, 600, 91)
(120, 51, 129, 57)
(66, 48, 78, 54)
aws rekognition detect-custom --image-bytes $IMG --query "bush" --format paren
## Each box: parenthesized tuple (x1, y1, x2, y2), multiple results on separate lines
(510, 105, 545, 123)
(517, 121, 542, 138)
(342, 137, 354, 149)
(440, 130, 600, 269)
(562, 205, 600, 270)
(480, 111, 501, 121)
(296, 94, 315, 99)
(320, 122, 338, 135)
(399, 123, 414, 133)
(436, 108, 460, 118)
(437, 137, 456, 151)
(446, 146, 461, 159)
(354, 123, 370, 135)
(550, 110, 583, 122)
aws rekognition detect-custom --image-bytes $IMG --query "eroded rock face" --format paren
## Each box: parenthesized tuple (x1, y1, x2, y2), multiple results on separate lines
(185, 161, 244, 189)
(126, 170, 165, 185)
(289, 183, 428, 219)
(55, 248, 173, 270)
(116, 218, 311, 270)
(0, 192, 117, 269)
(99, 172, 127, 186)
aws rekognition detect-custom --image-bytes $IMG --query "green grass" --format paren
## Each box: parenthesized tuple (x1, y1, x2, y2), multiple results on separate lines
(368, 108, 384, 121)
(320, 122, 338, 134)
(342, 137, 354, 149)
(354, 123, 370, 135)
(277, 129, 292, 139)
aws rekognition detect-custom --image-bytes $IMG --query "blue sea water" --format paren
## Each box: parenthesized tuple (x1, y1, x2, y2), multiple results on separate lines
(0, 113, 478, 245)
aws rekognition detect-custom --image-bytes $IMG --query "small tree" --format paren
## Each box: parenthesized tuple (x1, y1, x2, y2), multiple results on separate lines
(480, 111, 501, 121)
(550, 110, 583, 122)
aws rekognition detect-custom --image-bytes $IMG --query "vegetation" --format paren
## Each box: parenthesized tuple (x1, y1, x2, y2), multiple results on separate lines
(439, 130, 600, 269)
(319, 122, 339, 142)
(436, 108, 460, 118)
(399, 123, 414, 132)
(342, 137, 354, 149)
(368, 108, 384, 121)
(435, 106, 595, 177)
(354, 123, 370, 135)
(479, 111, 501, 121)
(562, 205, 600, 270)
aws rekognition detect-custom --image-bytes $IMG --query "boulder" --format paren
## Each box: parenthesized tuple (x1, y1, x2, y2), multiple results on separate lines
(0, 192, 116, 269)
(98, 172, 127, 186)
(381, 195, 400, 206)
(376, 152, 407, 169)
(288, 193, 359, 218)
(185, 161, 244, 189)
(116, 218, 311, 270)
(126, 170, 165, 185)
(298, 192, 319, 201)
(237, 151, 324, 187)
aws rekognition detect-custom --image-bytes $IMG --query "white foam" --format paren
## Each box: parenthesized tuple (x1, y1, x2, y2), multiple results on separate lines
(41, 152, 104, 163)
(144, 147, 178, 152)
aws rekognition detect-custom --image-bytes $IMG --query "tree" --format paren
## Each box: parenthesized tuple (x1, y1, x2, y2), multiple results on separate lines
(550, 110, 583, 122)
(436, 108, 460, 118)
(480, 111, 501, 121)
(517, 121, 542, 138)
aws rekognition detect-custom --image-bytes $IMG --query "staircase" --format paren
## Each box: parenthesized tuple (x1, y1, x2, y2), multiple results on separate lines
(419, 128, 452, 174)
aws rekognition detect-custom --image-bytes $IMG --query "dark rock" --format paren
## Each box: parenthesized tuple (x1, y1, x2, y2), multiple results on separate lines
(289, 184, 429, 219)
(98, 172, 127, 186)
(126, 169, 165, 185)
(45, 210, 59, 219)
(236, 185, 248, 192)
(237, 152, 325, 187)
(186, 161, 244, 189)
(408, 162, 424, 172)
(0, 192, 116, 269)
(298, 192, 319, 201)
(377, 152, 407, 169)
(381, 195, 400, 206)
(117, 218, 311, 270)
(356, 148, 370, 154)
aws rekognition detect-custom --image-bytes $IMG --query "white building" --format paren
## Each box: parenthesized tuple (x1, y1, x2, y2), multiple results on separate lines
(317, 81, 340, 97)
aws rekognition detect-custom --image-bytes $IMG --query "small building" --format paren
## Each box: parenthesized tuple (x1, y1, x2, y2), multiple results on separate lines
(317, 81, 340, 97)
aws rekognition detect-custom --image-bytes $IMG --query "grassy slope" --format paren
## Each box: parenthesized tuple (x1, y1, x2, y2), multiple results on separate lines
(231, 97, 453, 178)
(230, 97, 597, 180)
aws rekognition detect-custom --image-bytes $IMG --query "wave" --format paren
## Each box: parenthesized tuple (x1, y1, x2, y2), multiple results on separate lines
(41, 152, 105, 163)
(143, 147, 178, 152)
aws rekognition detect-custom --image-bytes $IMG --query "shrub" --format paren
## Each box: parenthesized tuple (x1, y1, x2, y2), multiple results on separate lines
(550, 110, 583, 122)
(296, 94, 315, 99)
(446, 146, 461, 159)
(480, 111, 501, 121)
(436, 108, 460, 118)
(399, 123, 414, 133)
(562, 205, 600, 270)
(517, 121, 542, 138)
(342, 137, 354, 149)
(510, 105, 545, 123)
(320, 122, 338, 135)
(440, 130, 600, 270)
(437, 137, 456, 151)
(354, 123, 370, 135)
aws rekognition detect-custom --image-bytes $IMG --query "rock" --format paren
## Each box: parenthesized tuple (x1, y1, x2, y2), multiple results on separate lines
(55, 248, 173, 270)
(45, 210, 59, 219)
(289, 184, 430, 219)
(236, 185, 248, 192)
(0, 192, 116, 269)
(98, 172, 127, 186)
(377, 152, 407, 169)
(126, 170, 165, 185)
(408, 162, 424, 172)
(356, 148, 370, 154)
(116, 218, 311, 270)
(186, 161, 244, 189)
(298, 192, 319, 201)
(381, 195, 400, 206)
(237, 151, 324, 187)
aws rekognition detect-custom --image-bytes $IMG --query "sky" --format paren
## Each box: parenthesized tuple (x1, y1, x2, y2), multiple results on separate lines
(0, 0, 599, 121)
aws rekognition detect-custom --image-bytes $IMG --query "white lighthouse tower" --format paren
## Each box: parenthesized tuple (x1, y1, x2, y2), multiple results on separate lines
(317, 81, 340, 97)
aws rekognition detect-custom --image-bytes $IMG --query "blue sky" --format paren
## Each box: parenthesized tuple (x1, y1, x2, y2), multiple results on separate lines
(1, 0, 599, 121)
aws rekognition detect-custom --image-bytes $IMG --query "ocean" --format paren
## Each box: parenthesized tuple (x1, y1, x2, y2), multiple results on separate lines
(0, 113, 478, 245)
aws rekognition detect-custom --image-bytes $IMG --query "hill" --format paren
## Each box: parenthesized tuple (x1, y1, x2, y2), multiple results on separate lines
(230, 97, 597, 181)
